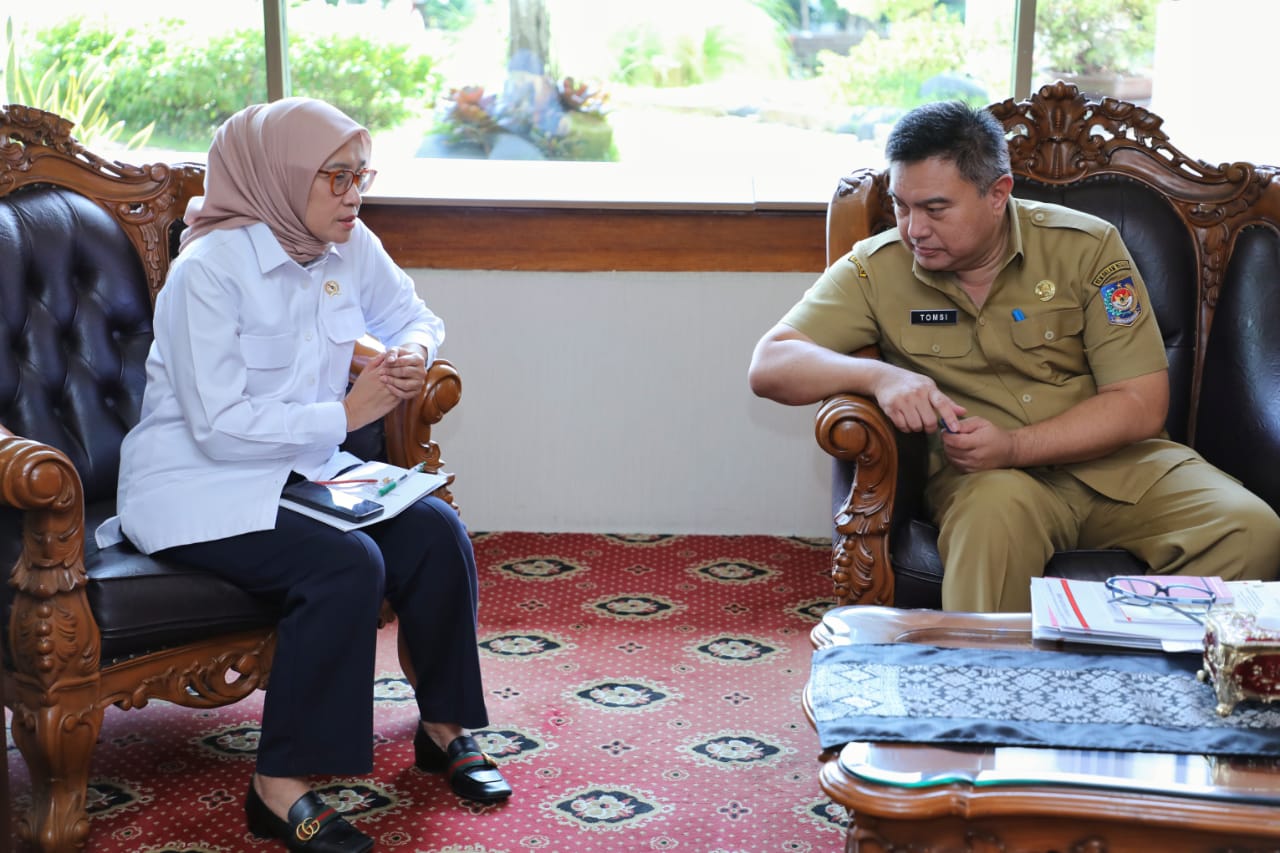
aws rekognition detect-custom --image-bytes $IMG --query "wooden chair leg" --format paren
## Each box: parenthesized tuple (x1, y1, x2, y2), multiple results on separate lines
(10, 683, 103, 853)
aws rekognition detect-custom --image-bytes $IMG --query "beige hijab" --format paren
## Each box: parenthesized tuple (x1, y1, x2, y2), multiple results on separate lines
(181, 98, 372, 263)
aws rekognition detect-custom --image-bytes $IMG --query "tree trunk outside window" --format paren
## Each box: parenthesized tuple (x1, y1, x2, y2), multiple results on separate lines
(508, 0, 550, 74)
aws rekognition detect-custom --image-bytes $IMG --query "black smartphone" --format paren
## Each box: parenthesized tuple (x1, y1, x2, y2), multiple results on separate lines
(283, 480, 384, 522)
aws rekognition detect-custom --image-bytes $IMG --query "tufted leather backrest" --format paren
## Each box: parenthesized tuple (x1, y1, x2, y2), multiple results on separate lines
(0, 105, 203, 525)
(1011, 176, 1198, 443)
(0, 185, 155, 504)
(1195, 225, 1280, 510)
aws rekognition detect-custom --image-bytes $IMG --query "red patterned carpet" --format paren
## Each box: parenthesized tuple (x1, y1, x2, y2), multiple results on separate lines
(6, 532, 847, 852)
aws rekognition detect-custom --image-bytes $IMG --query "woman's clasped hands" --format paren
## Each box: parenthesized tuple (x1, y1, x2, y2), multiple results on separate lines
(342, 345, 427, 431)
(380, 345, 427, 399)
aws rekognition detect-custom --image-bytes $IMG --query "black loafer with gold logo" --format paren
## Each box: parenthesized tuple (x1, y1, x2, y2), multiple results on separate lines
(245, 782, 373, 852)
(414, 730, 513, 803)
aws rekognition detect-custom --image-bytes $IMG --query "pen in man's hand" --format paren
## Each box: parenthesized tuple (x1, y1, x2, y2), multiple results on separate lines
(377, 461, 428, 496)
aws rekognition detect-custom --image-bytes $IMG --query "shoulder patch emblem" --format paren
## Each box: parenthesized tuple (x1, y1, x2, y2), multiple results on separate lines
(1101, 276, 1141, 325)
(847, 254, 869, 278)
(1091, 260, 1132, 288)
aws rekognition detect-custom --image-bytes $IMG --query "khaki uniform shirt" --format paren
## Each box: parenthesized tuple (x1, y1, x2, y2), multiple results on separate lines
(782, 196, 1197, 503)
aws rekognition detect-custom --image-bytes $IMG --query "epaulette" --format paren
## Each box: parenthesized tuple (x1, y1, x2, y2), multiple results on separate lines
(1023, 202, 1109, 239)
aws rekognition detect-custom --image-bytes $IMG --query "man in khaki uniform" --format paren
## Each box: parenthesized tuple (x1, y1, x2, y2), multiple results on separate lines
(748, 101, 1280, 612)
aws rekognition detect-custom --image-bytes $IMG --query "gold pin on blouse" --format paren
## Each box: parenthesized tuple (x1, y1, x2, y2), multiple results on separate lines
(323, 280, 340, 296)
(1034, 279, 1056, 301)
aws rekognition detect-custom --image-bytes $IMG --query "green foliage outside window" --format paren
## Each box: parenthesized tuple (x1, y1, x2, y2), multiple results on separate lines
(411, 0, 477, 30)
(3, 16, 153, 149)
(612, 25, 745, 88)
(576, 0, 789, 88)
(1035, 0, 1159, 76)
(427, 0, 789, 161)
(833, 0, 937, 22)
(817, 5, 978, 112)
(17, 17, 440, 150)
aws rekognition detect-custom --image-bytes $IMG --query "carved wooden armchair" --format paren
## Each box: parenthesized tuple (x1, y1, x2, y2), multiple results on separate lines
(816, 82, 1280, 608)
(0, 104, 462, 852)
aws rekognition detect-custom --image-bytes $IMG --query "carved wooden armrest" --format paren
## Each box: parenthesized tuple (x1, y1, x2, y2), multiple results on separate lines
(0, 433, 100, 695)
(814, 392, 899, 606)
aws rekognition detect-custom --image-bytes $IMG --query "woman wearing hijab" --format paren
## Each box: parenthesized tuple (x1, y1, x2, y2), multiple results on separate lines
(108, 98, 511, 852)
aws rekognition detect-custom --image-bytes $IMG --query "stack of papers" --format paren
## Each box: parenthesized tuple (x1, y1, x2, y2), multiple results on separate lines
(1030, 576, 1278, 653)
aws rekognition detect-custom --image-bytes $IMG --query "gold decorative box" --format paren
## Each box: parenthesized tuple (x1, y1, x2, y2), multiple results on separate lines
(1199, 606, 1280, 716)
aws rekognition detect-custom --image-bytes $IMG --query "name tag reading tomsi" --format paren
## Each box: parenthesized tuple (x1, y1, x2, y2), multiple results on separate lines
(910, 309, 958, 325)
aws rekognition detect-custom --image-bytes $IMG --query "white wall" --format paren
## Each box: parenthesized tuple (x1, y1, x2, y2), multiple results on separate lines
(1150, 0, 1280, 167)
(414, 269, 835, 537)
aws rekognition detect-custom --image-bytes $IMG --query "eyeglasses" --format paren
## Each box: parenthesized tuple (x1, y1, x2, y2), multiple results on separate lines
(316, 168, 377, 196)
(1104, 576, 1217, 624)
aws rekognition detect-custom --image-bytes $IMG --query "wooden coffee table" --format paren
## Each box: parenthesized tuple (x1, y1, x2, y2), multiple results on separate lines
(805, 606, 1280, 853)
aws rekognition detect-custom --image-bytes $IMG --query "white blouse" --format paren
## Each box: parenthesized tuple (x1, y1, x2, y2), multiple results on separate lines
(103, 220, 444, 554)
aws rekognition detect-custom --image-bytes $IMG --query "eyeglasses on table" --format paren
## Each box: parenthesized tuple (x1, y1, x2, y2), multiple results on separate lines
(1104, 576, 1218, 624)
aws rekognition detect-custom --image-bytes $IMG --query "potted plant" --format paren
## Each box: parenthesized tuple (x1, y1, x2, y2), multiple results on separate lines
(1035, 0, 1159, 100)
(424, 74, 614, 161)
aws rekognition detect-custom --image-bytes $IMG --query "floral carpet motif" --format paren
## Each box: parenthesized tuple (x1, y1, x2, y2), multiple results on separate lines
(6, 532, 844, 852)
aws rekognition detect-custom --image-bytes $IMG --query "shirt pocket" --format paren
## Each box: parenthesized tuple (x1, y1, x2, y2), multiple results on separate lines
(1010, 309, 1087, 381)
(239, 332, 296, 397)
(320, 304, 367, 393)
(899, 325, 973, 360)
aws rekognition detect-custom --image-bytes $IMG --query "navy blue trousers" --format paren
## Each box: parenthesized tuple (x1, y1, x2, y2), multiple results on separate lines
(160, 495, 488, 777)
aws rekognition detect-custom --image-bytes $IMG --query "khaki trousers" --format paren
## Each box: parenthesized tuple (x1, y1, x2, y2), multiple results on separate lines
(925, 457, 1280, 612)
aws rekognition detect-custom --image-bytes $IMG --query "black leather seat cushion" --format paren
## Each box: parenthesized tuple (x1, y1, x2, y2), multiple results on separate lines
(1, 504, 281, 671)
(82, 501, 280, 664)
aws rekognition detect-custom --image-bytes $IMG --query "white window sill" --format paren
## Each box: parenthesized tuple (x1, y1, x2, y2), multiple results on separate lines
(369, 157, 840, 211)
(152, 147, 844, 212)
